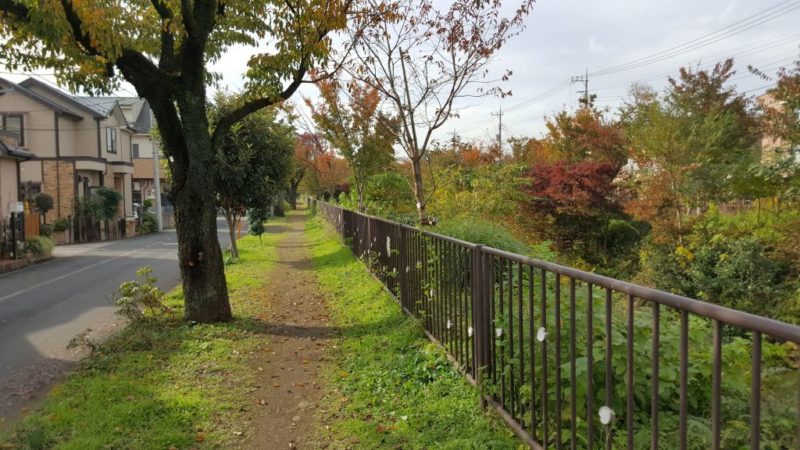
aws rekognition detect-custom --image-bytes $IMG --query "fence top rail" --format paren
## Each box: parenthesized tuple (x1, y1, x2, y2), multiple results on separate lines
(317, 200, 800, 343)
(481, 245, 800, 344)
(321, 202, 478, 249)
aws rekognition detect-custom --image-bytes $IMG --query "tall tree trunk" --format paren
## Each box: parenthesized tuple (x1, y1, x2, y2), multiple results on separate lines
(411, 156, 429, 224)
(223, 209, 239, 259)
(288, 180, 300, 209)
(173, 178, 232, 322)
(357, 181, 365, 212)
(170, 96, 232, 323)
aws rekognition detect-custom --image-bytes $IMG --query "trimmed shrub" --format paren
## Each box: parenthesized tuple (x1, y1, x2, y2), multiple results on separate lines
(24, 236, 55, 257)
(33, 193, 54, 216)
(138, 214, 158, 234)
(52, 217, 70, 233)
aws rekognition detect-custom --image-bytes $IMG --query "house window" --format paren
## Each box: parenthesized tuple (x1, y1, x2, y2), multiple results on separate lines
(1, 114, 24, 146)
(106, 127, 117, 153)
(132, 143, 140, 159)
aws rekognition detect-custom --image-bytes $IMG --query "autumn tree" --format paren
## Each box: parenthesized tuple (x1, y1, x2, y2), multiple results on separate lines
(622, 60, 759, 243)
(306, 78, 396, 211)
(287, 133, 317, 209)
(212, 94, 294, 259)
(540, 109, 628, 169)
(349, 0, 534, 224)
(0, 0, 354, 321)
(297, 133, 350, 198)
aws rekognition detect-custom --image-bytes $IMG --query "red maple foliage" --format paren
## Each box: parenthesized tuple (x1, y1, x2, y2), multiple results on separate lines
(525, 160, 619, 216)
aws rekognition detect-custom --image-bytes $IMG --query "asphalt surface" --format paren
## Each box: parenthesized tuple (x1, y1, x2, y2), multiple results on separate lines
(0, 217, 242, 425)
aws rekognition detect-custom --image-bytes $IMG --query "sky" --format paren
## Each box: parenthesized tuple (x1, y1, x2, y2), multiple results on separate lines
(3, 0, 799, 148)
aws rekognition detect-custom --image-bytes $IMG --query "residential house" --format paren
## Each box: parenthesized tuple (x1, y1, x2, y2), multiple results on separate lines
(0, 77, 140, 233)
(0, 135, 34, 221)
(758, 93, 800, 164)
(76, 95, 168, 212)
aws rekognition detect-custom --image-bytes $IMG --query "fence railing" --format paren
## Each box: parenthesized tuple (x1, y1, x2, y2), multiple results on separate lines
(71, 216, 127, 244)
(315, 200, 800, 450)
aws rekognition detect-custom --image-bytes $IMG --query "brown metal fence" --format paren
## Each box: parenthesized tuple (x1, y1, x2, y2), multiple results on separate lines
(315, 200, 800, 450)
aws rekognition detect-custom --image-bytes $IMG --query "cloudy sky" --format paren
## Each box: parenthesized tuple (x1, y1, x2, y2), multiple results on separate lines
(3, 0, 798, 148)
(275, 0, 795, 148)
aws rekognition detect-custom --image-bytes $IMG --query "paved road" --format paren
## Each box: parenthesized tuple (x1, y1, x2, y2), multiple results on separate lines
(0, 217, 242, 425)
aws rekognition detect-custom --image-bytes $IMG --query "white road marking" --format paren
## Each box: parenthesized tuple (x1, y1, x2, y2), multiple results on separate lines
(0, 248, 141, 304)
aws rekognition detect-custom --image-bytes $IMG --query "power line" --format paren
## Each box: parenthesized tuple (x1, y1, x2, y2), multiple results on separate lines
(589, 0, 800, 77)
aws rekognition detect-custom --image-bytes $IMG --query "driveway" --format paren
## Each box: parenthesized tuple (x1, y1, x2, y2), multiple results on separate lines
(0, 217, 244, 427)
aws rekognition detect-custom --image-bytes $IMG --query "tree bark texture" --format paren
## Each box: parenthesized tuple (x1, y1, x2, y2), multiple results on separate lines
(166, 94, 232, 323)
(224, 211, 240, 259)
(289, 181, 300, 210)
(411, 157, 429, 224)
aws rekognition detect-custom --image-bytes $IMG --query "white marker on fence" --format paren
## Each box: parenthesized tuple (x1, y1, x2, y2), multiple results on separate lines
(537, 327, 547, 342)
(599, 406, 615, 425)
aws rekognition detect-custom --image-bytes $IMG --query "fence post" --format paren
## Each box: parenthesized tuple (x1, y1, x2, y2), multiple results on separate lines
(471, 244, 489, 409)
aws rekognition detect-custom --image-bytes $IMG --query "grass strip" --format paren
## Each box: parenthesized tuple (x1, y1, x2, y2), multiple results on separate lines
(305, 215, 522, 449)
(0, 221, 287, 450)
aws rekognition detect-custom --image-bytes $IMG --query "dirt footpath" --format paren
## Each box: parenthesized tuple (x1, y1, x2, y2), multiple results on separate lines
(245, 212, 333, 449)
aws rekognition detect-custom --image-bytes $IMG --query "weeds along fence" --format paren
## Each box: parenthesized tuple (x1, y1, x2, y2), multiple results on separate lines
(315, 200, 800, 450)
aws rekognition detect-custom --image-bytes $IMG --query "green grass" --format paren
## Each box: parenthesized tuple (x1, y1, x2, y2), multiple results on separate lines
(0, 220, 288, 450)
(305, 215, 523, 449)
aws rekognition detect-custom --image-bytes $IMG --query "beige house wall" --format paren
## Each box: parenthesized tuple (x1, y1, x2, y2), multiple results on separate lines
(0, 91, 58, 158)
(19, 160, 42, 185)
(58, 117, 98, 159)
(132, 134, 155, 159)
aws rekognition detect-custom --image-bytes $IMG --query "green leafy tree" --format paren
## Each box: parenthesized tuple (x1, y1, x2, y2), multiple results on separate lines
(212, 94, 294, 259)
(247, 206, 269, 243)
(0, 0, 354, 322)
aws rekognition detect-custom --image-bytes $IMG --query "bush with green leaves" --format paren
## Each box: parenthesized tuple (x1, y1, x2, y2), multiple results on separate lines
(248, 207, 268, 237)
(138, 214, 158, 234)
(273, 200, 286, 217)
(247, 207, 269, 242)
(638, 208, 799, 323)
(52, 217, 70, 233)
(39, 223, 53, 237)
(114, 266, 170, 322)
(23, 236, 54, 257)
(90, 188, 123, 220)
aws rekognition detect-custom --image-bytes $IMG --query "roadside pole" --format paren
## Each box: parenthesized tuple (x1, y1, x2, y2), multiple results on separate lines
(152, 139, 164, 232)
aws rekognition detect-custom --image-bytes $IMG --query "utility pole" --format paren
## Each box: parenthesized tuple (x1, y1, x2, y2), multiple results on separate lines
(152, 137, 163, 232)
(448, 130, 460, 146)
(571, 69, 591, 109)
(491, 107, 503, 153)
